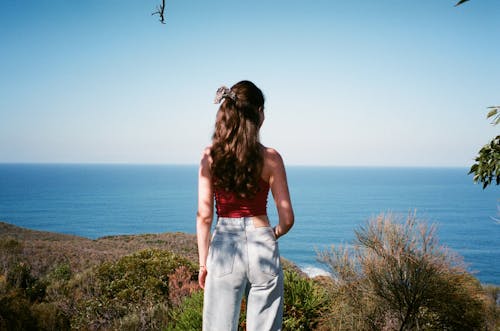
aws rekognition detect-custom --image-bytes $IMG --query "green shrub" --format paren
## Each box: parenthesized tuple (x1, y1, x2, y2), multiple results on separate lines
(469, 107, 500, 189)
(283, 270, 328, 331)
(5, 261, 47, 302)
(0, 290, 37, 330)
(166, 290, 204, 331)
(6, 262, 35, 290)
(317, 212, 492, 331)
(67, 248, 196, 330)
(112, 302, 170, 331)
(49, 262, 72, 282)
(482, 284, 500, 330)
(422, 273, 489, 330)
(31, 302, 71, 330)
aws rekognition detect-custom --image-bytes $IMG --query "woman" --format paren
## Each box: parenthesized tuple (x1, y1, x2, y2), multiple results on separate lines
(196, 80, 295, 331)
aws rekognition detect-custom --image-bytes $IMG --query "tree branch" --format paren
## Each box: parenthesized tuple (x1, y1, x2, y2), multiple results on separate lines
(152, 0, 166, 24)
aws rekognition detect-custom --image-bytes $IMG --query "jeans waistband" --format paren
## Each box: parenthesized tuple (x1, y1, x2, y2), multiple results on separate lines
(216, 217, 273, 233)
(217, 216, 255, 226)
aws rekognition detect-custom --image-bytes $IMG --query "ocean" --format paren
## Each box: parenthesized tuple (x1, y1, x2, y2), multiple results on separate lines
(0, 164, 498, 285)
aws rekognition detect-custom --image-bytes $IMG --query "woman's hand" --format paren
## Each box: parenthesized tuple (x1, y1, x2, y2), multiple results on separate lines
(272, 226, 280, 240)
(198, 266, 208, 289)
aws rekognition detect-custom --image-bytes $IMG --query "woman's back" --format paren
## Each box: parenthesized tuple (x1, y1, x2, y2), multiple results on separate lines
(196, 81, 294, 331)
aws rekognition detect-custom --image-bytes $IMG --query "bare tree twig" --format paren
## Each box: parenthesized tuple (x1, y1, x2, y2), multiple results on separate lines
(152, 0, 166, 24)
(151, 1, 470, 24)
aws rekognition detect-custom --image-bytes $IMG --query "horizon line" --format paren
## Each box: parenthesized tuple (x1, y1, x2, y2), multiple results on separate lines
(0, 161, 471, 169)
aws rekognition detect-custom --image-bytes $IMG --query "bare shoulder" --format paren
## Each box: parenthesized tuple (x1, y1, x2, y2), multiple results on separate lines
(199, 146, 212, 169)
(202, 146, 212, 156)
(261, 147, 285, 182)
(262, 146, 284, 168)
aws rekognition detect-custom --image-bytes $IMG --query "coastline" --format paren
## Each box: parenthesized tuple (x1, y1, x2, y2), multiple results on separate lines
(1, 221, 497, 286)
(1, 220, 498, 330)
(0, 221, 199, 276)
(0, 221, 306, 278)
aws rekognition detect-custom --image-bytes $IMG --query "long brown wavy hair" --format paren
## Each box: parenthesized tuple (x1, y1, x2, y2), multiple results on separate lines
(210, 80, 265, 199)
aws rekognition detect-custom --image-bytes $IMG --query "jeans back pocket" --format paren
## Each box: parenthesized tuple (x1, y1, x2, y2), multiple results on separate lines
(251, 227, 280, 280)
(208, 236, 237, 277)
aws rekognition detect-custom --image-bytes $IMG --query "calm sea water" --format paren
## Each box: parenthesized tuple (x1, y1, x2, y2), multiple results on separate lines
(0, 164, 498, 284)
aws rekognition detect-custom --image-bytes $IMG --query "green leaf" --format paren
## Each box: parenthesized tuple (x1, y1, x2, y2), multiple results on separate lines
(487, 107, 498, 119)
(486, 106, 500, 125)
(455, 0, 470, 6)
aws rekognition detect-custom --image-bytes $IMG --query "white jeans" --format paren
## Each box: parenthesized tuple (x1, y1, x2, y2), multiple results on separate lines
(203, 217, 284, 331)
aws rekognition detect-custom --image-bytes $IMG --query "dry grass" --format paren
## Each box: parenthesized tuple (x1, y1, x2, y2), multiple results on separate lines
(0, 221, 198, 277)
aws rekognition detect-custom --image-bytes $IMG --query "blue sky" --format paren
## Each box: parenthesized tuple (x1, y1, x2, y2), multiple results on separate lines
(1, 0, 499, 166)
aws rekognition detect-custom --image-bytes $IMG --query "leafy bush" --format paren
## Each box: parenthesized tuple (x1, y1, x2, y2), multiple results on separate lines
(0, 290, 36, 330)
(469, 106, 500, 189)
(166, 290, 204, 331)
(283, 270, 328, 331)
(5, 261, 47, 303)
(317, 212, 492, 331)
(0, 259, 67, 330)
(110, 302, 170, 331)
(469, 134, 500, 189)
(62, 248, 196, 330)
(31, 302, 71, 330)
(0, 227, 203, 330)
(6, 262, 35, 290)
(482, 284, 500, 330)
(48, 262, 72, 282)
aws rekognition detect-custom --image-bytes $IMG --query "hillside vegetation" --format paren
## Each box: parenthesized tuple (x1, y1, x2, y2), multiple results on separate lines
(0, 215, 498, 330)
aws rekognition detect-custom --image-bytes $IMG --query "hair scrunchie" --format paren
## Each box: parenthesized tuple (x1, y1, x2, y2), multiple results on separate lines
(214, 86, 236, 104)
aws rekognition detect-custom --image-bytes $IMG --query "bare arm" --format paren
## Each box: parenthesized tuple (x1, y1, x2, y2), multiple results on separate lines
(196, 148, 213, 288)
(266, 149, 294, 239)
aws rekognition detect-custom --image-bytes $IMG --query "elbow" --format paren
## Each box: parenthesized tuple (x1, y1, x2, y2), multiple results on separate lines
(281, 210, 294, 231)
(285, 214, 294, 230)
(197, 211, 213, 225)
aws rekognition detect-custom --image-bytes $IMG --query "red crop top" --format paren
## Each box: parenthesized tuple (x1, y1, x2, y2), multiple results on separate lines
(214, 178, 270, 217)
